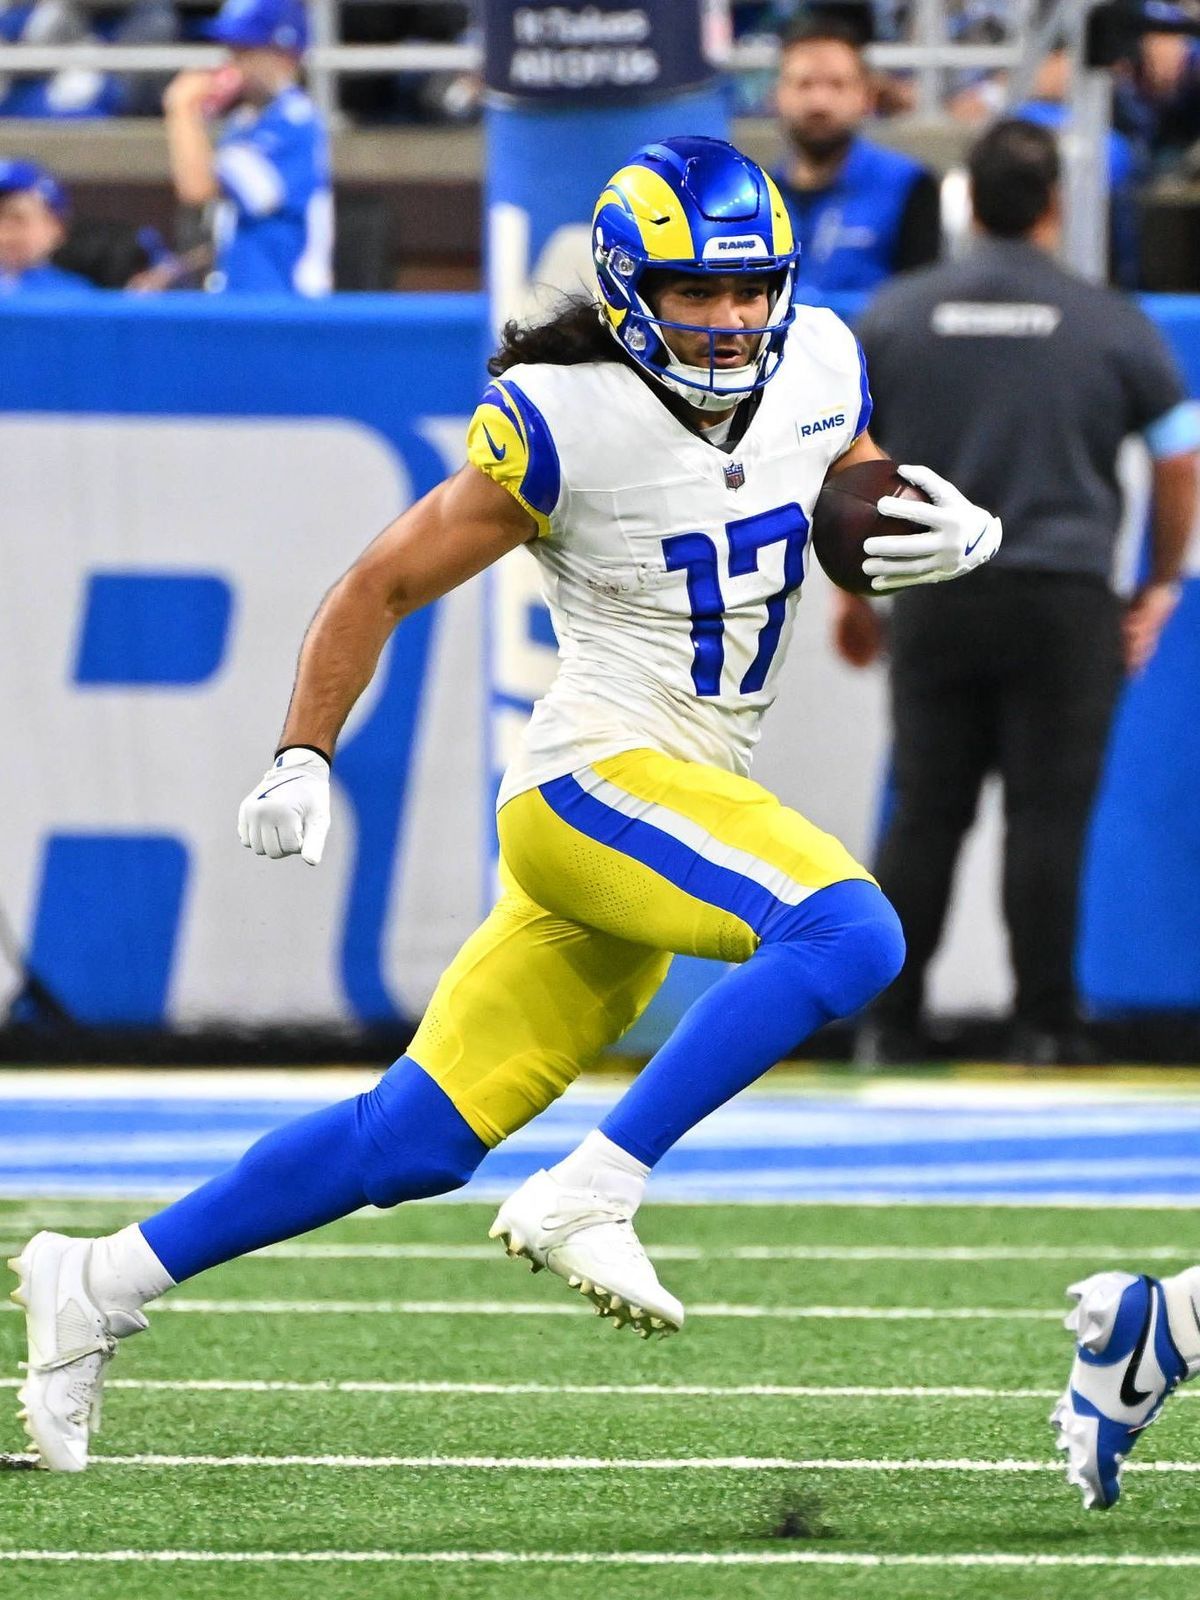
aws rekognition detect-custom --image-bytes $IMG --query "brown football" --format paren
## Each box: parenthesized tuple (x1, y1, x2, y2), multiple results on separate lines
(810, 459, 932, 595)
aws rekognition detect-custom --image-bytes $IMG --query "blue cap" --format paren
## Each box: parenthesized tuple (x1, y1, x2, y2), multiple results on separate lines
(202, 0, 308, 52)
(0, 159, 68, 215)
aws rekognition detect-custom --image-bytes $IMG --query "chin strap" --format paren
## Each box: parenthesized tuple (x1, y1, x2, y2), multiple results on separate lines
(658, 360, 760, 412)
(653, 324, 773, 412)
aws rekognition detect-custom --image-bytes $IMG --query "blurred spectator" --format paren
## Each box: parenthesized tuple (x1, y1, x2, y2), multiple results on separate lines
(1015, 97, 1141, 286)
(0, 0, 118, 118)
(0, 159, 95, 292)
(163, 0, 332, 294)
(949, 46, 1144, 285)
(774, 12, 941, 293)
(111, 0, 182, 118)
(1117, 26, 1200, 172)
(733, 1, 915, 117)
(58, 218, 183, 288)
(0, 0, 178, 118)
(338, 1, 476, 124)
(950, 23, 1200, 177)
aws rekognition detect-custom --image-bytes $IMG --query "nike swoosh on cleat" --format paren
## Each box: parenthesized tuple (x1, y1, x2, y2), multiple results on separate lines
(256, 775, 306, 800)
(482, 422, 507, 461)
(1119, 1280, 1155, 1408)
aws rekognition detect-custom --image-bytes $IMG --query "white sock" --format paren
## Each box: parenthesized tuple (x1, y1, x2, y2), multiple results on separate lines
(87, 1225, 175, 1322)
(549, 1130, 650, 1212)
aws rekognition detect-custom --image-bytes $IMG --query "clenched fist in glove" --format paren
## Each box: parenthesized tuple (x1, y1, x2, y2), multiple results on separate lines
(863, 464, 1002, 593)
(237, 747, 331, 866)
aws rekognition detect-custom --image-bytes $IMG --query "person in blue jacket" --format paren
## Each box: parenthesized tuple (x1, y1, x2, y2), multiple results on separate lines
(0, 161, 95, 294)
(774, 12, 941, 294)
(163, 0, 333, 295)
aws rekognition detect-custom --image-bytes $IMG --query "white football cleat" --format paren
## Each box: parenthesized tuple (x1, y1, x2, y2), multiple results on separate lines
(489, 1169, 684, 1339)
(8, 1231, 146, 1472)
(1050, 1269, 1200, 1510)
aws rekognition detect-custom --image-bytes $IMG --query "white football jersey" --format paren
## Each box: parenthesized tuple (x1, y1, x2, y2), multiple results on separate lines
(465, 308, 872, 808)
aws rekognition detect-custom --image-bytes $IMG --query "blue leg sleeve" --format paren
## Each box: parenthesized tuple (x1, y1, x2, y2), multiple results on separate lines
(600, 879, 905, 1167)
(139, 1056, 488, 1283)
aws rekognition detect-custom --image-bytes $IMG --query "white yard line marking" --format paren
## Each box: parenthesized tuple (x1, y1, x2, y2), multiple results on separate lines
(1, 1454, 1197, 1472)
(704, 1244, 1199, 1262)
(2, 1239, 1198, 1264)
(2, 1241, 1196, 1267)
(2, 1240, 1198, 1265)
(4, 1552, 1200, 1568)
(4, 1191, 1200, 1209)
(3, 1158, 1198, 1186)
(0, 1298, 1062, 1319)
(0, 1377, 1071, 1399)
(2, 1062, 1197, 1101)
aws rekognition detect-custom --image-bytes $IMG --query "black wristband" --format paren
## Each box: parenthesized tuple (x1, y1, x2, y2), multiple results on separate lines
(274, 742, 333, 767)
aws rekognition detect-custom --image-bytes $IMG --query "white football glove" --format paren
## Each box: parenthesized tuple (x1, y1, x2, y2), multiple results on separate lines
(237, 747, 331, 866)
(863, 464, 1003, 594)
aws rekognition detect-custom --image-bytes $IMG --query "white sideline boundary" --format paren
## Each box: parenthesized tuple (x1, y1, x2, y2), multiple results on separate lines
(0, 1297, 1063, 1320)
(4, 1551, 1200, 1569)
(2, 1453, 1197, 1473)
(0, 1377, 1069, 1399)
(3, 1065, 1198, 1103)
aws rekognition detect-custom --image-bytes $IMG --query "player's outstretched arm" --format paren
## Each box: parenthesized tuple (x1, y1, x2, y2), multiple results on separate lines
(238, 465, 536, 864)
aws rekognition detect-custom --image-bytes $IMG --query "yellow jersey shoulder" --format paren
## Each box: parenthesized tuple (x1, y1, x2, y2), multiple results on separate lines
(466, 368, 567, 538)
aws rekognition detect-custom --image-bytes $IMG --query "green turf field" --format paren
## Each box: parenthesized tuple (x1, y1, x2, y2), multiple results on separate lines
(4, 1197, 1200, 1600)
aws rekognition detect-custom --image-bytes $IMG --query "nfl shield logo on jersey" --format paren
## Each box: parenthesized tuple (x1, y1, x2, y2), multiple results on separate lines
(724, 461, 746, 490)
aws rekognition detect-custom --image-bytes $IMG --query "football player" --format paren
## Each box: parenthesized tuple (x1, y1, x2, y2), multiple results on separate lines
(10, 137, 1000, 1470)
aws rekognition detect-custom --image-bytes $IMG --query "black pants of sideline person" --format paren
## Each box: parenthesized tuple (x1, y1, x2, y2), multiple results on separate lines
(871, 566, 1123, 1036)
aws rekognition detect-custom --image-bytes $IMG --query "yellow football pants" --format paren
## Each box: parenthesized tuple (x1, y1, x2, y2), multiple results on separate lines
(407, 748, 872, 1147)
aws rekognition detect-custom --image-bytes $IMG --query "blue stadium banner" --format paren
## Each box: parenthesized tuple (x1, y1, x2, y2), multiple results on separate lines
(5, 289, 1197, 1034)
(0, 293, 486, 1031)
(483, 0, 712, 104)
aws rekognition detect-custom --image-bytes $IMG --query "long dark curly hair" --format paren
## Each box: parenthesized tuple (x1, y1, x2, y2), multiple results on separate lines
(487, 295, 625, 376)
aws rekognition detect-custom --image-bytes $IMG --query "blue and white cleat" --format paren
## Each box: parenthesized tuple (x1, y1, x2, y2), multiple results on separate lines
(1051, 1269, 1200, 1509)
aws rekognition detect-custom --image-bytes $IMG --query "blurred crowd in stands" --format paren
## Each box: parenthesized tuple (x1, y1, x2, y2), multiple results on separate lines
(0, 0, 474, 121)
(2, 0, 1198, 157)
(746, 1, 1200, 177)
(2, 0, 1200, 294)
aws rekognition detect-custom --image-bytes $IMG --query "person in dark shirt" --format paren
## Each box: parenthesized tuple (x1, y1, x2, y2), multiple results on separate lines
(835, 120, 1200, 1066)
(773, 13, 941, 293)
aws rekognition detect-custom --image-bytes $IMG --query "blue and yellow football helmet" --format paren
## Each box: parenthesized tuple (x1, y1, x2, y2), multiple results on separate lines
(593, 136, 800, 411)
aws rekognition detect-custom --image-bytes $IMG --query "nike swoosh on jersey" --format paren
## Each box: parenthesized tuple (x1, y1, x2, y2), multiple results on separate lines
(482, 422, 507, 461)
(256, 774, 307, 800)
(1119, 1282, 1156, 1408)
